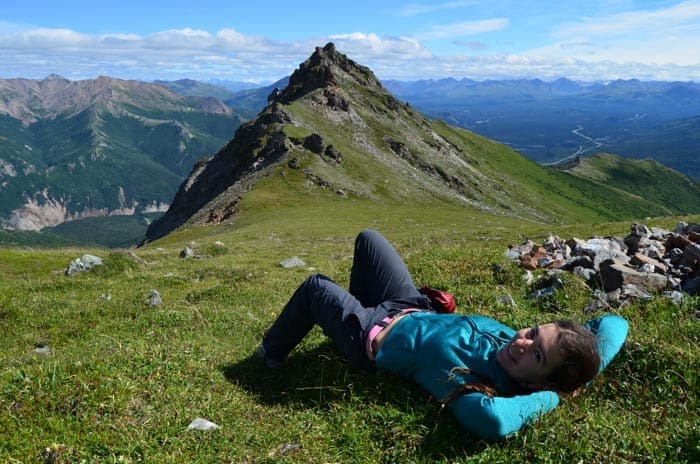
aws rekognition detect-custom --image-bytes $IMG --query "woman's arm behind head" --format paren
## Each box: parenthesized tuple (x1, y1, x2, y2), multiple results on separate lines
(449, 390, 560, 440)
(584, 314, 629, 374)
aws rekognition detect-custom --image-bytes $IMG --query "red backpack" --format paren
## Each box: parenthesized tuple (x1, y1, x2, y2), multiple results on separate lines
(419, 286, 456, 313)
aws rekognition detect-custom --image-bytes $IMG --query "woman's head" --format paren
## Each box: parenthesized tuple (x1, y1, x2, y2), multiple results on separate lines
(497, 320, 600, 393)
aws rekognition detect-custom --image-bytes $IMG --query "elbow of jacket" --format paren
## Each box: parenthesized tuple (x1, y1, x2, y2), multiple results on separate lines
(483, 424, 511, 441)
(453, 392, 557, 440)
(468, 408, 512, 441)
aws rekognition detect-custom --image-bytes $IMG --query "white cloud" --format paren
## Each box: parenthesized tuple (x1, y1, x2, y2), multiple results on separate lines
(0, 25, 434, 82)
(374, 53, 700, 82)
(1, 17, 700, 83)
(216, 28, 254, 48)
(11, 28, 88, 48)
(0, 25, 301, 81)
(554, 0, 700, 37)
(527, 1, 700, 67)
(328, 32, 431, 58)
(417, 18, 510, 40)
(523, 1, 700, 72)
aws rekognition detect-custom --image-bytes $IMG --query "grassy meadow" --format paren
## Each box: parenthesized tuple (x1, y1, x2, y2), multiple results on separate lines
(1, 199, 698, 463)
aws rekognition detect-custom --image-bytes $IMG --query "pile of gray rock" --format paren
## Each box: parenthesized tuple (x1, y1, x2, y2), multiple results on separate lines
(506, 222, 700, 310)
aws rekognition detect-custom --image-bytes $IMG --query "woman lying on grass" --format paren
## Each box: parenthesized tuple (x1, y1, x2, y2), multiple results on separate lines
(257, 230, 628, 440)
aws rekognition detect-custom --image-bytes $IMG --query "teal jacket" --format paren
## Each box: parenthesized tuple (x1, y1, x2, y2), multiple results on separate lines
(374, 313, 628, 440)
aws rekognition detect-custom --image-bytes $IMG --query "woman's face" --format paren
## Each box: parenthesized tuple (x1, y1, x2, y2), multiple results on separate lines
(497, 323, 564, 388)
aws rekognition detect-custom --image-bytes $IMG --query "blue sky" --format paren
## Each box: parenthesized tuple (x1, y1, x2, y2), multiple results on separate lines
(3, 0, 700, 83)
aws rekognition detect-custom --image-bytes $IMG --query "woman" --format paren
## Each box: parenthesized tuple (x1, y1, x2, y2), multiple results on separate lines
(257, 230, 628, 440)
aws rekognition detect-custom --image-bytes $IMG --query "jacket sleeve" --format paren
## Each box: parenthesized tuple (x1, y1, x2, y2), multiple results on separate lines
(448, 390, 560, 440)
(584, 314, 629, 373)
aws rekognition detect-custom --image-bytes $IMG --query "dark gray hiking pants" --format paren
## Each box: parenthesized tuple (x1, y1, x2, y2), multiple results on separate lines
(261, 229, 430, 370)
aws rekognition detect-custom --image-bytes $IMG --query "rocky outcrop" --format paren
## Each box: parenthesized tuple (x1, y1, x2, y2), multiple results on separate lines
(144, 43, 700, 245)
(65, 254, 103, 276)
(144, 104, 293, 241)
(143, 42, 473, 242)
(278, 43, 379, 104)
(3, 192, 169, 231)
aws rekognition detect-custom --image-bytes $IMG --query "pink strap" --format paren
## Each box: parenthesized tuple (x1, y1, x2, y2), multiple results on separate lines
(366, 308, 422, 360)
(366, 316, 393, 360)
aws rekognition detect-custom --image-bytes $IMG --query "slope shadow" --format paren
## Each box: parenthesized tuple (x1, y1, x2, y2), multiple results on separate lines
(219, 341, 492, 459)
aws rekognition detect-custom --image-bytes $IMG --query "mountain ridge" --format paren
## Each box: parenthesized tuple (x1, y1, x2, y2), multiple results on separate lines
(0, 75, 243, 230)
(168, 74, 700, 181)
(0, 75, 233, 124)
(555, 153, 700, 214)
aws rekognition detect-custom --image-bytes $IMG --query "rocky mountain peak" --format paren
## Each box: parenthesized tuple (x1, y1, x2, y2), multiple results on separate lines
(45, 74, 69, 82)
(278, 42, 381, 104)
(143, 44, 462, 242)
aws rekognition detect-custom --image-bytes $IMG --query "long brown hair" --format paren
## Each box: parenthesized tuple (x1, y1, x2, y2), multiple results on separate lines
(544, 320, 600, 393)
(442, 320, 600, 405)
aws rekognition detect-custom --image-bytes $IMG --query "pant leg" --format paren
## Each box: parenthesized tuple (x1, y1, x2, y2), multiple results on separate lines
(262, 273, 372, 369)
(349, 229, 423, 306)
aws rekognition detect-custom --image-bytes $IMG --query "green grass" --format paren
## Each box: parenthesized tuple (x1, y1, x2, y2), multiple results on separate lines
(42, 213, 164, 249)
(0, 230, 82, 248)
(0, 214, 163, 250)
(562, 153, 700, 215)
(1, 202, 698, 463)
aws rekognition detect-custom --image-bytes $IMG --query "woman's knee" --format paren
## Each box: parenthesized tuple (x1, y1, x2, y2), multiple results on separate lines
(304, 273, 333, 288)
(355, 229, 383, 249)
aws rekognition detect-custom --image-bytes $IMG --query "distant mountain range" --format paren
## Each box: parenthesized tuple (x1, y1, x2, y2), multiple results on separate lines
(2, 53, 699, 241)
(157, 77, 290, 120)
(0, 75, 244, 230)
(382, 78, 700, 180)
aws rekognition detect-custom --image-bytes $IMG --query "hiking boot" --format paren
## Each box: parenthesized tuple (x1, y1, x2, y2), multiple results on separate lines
(256, 343, 285, 369)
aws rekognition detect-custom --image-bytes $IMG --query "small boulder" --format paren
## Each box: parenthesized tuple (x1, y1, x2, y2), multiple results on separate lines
(65, 254, 103, 276)
(621, 283, 653, 300)
(682, 276, 700, 295)
(498, 294, 517, 309)
(148, 289, 162, 306)
(280, 256, 306, 269)
(187, 417, 219, 431)
(599, 258, 668, 292)
(180, 246, 195, 259)
(324, 145, 342, 163)
(573, 266, 597, 283)
(662, 290, 685, 306)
